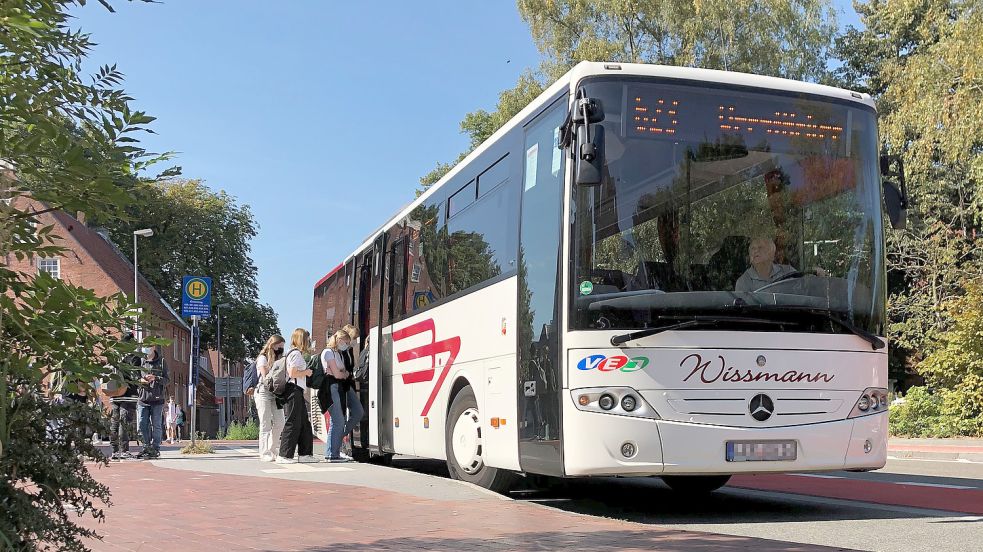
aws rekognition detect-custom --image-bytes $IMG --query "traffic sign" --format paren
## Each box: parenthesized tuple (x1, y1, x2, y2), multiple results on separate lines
(215, 376, 243, 398)
(181, 276, 212, 318)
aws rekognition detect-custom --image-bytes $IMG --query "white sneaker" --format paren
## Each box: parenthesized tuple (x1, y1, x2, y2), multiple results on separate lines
(259, 455, 275, 462)
(275, 456, 297, 464)
(298, 455, 320, 464)
(339, 452, 353, 461)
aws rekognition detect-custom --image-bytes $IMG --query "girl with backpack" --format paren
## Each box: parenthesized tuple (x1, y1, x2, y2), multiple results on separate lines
(277, 328, 317, 464)
(319, 329, 361, 462)
(254, 334, 286, 462)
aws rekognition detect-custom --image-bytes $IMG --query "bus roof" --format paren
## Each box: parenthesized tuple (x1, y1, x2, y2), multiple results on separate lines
(313, 62, 875, 290)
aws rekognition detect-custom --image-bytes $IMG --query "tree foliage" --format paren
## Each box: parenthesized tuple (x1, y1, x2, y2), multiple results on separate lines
(1, 1, 166, 549)
(518, 0, 837, 81)
(94, 179, 281, 361)
(836, 0, 983, 390)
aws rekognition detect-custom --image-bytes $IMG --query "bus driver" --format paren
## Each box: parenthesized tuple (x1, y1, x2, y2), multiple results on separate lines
(734, 236, 798, 292)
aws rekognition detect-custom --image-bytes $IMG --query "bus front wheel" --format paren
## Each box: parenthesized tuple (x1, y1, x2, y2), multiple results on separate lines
(445, 386, 515, 493)
(660, 475, 731, 494)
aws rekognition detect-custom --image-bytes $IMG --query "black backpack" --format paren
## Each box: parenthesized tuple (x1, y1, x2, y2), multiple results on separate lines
(307, 352, 326, 389)
(242, 359, 258, 393)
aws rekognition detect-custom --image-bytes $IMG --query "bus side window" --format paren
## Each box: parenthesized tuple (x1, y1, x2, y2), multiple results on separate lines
(447, 176, 519, 295)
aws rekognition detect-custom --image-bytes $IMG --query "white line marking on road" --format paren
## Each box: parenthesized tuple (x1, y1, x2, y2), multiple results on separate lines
(261, 465, 355, 473)
(896, 481, 975, 490)
(789, 473, 844, 479)
(888, 456, 983, 465)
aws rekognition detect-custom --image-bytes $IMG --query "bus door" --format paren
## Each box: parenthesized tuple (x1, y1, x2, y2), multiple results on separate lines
(384, 232, 415, 455)
(373, 232, 396, 454)
(354, 254, 374, 449)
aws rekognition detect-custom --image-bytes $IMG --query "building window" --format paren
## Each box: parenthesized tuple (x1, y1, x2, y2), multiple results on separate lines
(37, 257, 60, 279)
(173, 328, 179, 361)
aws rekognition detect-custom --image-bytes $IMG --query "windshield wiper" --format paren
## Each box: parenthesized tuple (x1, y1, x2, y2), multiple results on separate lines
(731, 304, 885, 351)
(610, 315, 785, 346)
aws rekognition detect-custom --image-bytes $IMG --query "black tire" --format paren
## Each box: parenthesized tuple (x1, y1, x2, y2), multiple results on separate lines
(660, 475, 731, 493)
(444, 386, 515, 493)
(367, 452, 393, 466)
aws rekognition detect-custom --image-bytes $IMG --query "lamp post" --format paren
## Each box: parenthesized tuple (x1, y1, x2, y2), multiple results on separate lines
(132, 229, 154, 337)
(216, 302, 231, 434)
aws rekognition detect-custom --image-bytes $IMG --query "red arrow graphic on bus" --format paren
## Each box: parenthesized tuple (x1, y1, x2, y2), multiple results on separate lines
(393, 318, 461, 417)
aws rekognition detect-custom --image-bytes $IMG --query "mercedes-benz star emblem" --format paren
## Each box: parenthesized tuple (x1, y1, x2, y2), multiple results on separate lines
(749, 393, 775, 421)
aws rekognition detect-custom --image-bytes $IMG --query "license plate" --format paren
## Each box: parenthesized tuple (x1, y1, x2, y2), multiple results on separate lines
(726, 440, 797, 462)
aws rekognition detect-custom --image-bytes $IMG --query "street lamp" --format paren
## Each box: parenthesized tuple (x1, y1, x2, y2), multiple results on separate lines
(216, 302, 231, 433)
(132, 228, 154, 337)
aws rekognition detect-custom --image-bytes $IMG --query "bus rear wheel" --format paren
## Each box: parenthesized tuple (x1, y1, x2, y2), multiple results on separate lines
(660, 475, 731, 494)
(445, 386, 515, 493)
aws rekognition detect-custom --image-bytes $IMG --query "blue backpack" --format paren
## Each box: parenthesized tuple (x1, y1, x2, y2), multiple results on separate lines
(242, 360, 258, 393)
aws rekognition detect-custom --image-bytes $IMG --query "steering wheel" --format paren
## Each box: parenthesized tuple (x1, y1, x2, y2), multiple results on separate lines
(752, 269, 820, 293)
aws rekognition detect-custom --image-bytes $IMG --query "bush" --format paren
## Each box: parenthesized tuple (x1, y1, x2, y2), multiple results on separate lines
(180, 435, 215, 455)
(889, 384, 983, 438)
(223, 420, 259, 440)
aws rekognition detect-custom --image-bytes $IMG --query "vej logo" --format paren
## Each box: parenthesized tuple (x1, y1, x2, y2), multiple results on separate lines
(577, 354, 650, 373)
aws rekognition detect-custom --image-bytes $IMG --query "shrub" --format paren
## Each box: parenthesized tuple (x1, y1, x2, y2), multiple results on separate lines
(180, 435, 215, 455)
(223, 420, 259, 440)
(889, 383, 983, 438)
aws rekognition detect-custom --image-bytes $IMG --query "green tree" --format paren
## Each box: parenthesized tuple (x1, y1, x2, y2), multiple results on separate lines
(1, 1, 168, 549)
(518, 0, 837, 81)
(835, 0, 983, 386)
(94, 179, 281, 361)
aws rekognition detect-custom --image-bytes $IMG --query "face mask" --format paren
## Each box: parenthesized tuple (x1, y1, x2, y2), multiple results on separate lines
(338, 342, 350, 352)
(273, 347, 284, 356)
(141, 347, 152, 355)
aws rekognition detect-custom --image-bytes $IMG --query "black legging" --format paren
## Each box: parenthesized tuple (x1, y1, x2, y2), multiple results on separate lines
(279, 384, 313, 459)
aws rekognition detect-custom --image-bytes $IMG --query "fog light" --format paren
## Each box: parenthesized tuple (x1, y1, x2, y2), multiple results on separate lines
(598, 394, 615, 411)
(864, 439, 872, 454)
(621, 441, 637, 458)
(578, 395, 590, 406)
(857, 395, 870, 411)
(621, 395, 638, 412)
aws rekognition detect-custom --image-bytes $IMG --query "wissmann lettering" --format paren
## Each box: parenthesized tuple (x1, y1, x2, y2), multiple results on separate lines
(681, 353, 834, 384)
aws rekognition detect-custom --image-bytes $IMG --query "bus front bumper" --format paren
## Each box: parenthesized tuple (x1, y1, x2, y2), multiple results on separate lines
(561, 401, 888, 477)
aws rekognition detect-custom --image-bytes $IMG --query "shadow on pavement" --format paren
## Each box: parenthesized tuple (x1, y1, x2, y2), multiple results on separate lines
(289, 529, 842, 551)
(517, 476, 946, 526)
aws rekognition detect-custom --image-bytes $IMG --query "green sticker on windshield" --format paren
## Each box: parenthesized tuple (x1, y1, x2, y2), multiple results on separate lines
(579, 281, 594, 295)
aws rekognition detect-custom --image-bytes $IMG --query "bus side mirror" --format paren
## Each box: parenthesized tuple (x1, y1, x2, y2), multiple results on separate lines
(571, 97, 605, 186)
(881, 154, 908, 230)
(575, 124, 605, 186)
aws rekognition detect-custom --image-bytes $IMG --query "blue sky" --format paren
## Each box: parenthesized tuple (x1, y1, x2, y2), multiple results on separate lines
(75, 1, 542, 335)
(74, 0, 863, 337)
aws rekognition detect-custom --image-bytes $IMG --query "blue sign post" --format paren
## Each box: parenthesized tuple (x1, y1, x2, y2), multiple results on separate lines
(181, 276, 211, 445)
(181, 276, 212, 318)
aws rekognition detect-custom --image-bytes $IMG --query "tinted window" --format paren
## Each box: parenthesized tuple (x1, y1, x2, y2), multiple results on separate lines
(448, 180, 475, 218)
(447, 178, 519, 294)
(478, 155, 509, 198)
(408, 191, 447, 310)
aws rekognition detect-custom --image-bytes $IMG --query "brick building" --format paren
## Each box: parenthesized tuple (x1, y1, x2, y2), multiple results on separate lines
(6, 197, 217, 427)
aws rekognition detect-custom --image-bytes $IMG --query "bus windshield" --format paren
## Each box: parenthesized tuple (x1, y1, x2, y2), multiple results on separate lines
(570, 78, 886, 336)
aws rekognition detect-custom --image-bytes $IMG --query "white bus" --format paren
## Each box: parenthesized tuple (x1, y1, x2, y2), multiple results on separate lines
(312, 62, 907, 493)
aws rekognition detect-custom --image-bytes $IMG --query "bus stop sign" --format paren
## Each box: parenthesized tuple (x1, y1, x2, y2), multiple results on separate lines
(181, 276, 212, 318)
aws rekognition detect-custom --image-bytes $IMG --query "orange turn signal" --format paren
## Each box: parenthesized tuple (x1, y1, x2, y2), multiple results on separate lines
(490, 417, 500, 428)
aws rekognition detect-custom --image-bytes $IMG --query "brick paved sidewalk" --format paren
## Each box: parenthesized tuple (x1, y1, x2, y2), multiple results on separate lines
(79, 459, 845, 552)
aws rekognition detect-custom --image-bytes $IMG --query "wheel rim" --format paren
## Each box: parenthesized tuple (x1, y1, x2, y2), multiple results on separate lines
(451, 407, 483, 475)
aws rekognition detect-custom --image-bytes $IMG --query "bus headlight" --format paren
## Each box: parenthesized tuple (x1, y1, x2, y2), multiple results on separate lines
(571, 387, 660, 419)
(598, 394, 616, 411)
(849, 388, 888, 419)
(621, 394, 638, 412)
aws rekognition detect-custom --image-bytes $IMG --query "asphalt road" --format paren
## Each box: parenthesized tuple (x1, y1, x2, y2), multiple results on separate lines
(393, 456, 983, 552)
